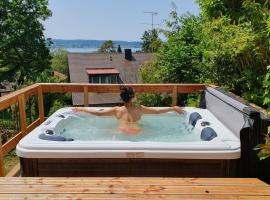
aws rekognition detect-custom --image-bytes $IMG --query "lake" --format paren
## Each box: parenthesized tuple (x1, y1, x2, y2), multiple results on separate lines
(51, 47, 142, 53)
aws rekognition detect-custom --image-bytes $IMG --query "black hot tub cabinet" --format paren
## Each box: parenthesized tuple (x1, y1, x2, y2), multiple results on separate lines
(200, 86, 270, 181)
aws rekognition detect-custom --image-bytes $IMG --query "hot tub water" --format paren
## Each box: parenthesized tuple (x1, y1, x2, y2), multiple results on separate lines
(53, 112, 201, 142)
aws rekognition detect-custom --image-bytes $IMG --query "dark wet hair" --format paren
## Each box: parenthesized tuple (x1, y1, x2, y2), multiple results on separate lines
(120, 86, 135, 103)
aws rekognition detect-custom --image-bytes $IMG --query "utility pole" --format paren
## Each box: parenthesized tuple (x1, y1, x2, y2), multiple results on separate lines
(143, 11, 159, 30)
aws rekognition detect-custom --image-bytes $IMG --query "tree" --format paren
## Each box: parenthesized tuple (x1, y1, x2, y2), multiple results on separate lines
(141, 29, 162, 53)
(140, 13, 203, 84)
(140, 1, 270, 107)
(117, 45, 122, 53)
(139, 13, 204, 106)
(51, 49, 69, 76)
(197, 0, 270, 105)
(98, 40, 116, 53)
(0, 0, 52, 85)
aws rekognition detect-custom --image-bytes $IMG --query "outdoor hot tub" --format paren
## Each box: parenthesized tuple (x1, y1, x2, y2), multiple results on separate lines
(16, 87, 267, 177)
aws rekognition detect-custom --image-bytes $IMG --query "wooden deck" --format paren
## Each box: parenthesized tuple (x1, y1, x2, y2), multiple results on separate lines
(0, 177, 268, 199)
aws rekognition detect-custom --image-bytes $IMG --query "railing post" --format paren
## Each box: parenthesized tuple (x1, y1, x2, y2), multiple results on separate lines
(172, 86, 178, 106)
(18, 94, 27, 136)
(0, 138, 4, 176)
(37, 86, 45, 123)
(84, 86, 89, 107)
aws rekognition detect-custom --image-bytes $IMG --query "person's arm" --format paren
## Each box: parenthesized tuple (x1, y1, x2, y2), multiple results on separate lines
(72, 107, 117, 116)
(141, 106, 184, 114)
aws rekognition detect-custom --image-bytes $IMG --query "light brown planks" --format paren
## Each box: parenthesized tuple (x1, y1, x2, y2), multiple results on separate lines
(0, 178, 267, 186)
(0, 83, 39, 111)
(2, 119, 40, 156)
(37, 86, 45, 123)
(41, 83, 206, 94)
(18, 94, 27, 137)
(2, 132, 22, 156)
(0, 183, 269, 195)
(0, 142, 4, 177)
(0, 194, 269, 200)
(172, 86, 178, 106)
(0, 178, 268, 199)
(84, 85, 89, 107)
(5, 163, 20, 177)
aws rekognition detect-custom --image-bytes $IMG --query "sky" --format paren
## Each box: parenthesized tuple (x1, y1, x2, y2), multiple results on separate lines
(43, 0, 200, 41)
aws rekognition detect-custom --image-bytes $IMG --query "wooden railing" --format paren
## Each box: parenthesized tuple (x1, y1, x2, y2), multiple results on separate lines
(0, 83, 207, 176)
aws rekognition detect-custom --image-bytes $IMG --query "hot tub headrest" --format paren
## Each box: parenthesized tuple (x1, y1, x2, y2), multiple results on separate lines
(189, 112, 202, 126)
(39, 133, 74, 142)
(201, 127, 217, 141)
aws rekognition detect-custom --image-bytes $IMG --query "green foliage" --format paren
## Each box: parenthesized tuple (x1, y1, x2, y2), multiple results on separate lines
(140, 60, 162, 83)
(140, 13, 204, 85)
(98, 40, 116, 53)
(47, 92, 71, 116)
(158, 14, 204, 83)
(0, 0, 52, 84)
(201, 16, 267, 104)
(136, 93, 172, 107)
(48, 100, 64, 116)
(197, 0, 242, 20)
(51, 49, 69, 76)
(199, 0, 270, 106)
(263, 67, 270, 106)
(140, 1, 270, 108)
(141, 29, 162, 53)
(264, 18, 270, 106)
(185, 94, 200, 107)
(254, 133, 270, 160)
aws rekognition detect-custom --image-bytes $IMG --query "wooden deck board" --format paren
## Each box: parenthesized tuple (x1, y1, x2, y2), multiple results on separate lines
(1, 185, 270, 195)
(0, 177, 266, 186)
(0, 194, 270, 200)
(0, 178, 268, 199)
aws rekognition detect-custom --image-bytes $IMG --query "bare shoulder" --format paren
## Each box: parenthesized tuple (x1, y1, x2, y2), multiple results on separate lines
(140, 105, 151, 110)
(116, 106, 125, 110)
(114, 106, 125, 113)
(113, 106, 121, 111)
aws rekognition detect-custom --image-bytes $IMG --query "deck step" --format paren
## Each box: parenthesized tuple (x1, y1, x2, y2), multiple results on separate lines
(0, 177, 268, 199)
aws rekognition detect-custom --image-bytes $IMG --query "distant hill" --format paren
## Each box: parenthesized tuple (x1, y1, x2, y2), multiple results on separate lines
(51, 39, 141, 49)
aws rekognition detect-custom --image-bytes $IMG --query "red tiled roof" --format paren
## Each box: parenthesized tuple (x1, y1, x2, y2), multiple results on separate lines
(86, 68, 120, 75)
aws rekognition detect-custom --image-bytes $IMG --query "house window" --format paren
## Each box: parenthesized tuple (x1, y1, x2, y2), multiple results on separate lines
(89, 74, 120, 84)
(86, 68, 122, 84)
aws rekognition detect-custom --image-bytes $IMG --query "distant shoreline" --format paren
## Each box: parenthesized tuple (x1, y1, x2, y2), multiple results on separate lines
(50, 39, 142, 51)
(51, 47, 142, 53)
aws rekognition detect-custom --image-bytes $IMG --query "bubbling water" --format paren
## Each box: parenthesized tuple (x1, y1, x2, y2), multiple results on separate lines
(53, 112, 201, 142)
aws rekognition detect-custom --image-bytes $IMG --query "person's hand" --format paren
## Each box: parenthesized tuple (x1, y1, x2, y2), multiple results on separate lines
(72, 107, 83, 112)
(173, 106, 185, 114)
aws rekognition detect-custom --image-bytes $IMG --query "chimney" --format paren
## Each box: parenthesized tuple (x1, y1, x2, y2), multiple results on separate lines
(125, 49, 132, 61)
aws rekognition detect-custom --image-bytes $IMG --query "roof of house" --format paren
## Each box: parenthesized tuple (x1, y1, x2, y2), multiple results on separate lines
(0, 82, 14, 93)
(68, 52, 154, 105)
(53, 71, 67, 80)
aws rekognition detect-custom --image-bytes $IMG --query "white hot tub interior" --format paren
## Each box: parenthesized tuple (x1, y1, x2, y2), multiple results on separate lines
(16, 107, 240, 159)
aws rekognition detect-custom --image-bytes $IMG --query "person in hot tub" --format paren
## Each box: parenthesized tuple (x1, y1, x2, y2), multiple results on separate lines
(72, 86, 184, 134)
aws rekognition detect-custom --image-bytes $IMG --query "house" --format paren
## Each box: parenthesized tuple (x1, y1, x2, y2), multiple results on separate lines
(0, 81, 15, 97)
(53, 71, 67, 81)
(68, 50, 154, 106)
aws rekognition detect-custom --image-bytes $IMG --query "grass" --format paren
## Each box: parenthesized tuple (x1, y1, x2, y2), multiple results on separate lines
(4, 150, 19, 175)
